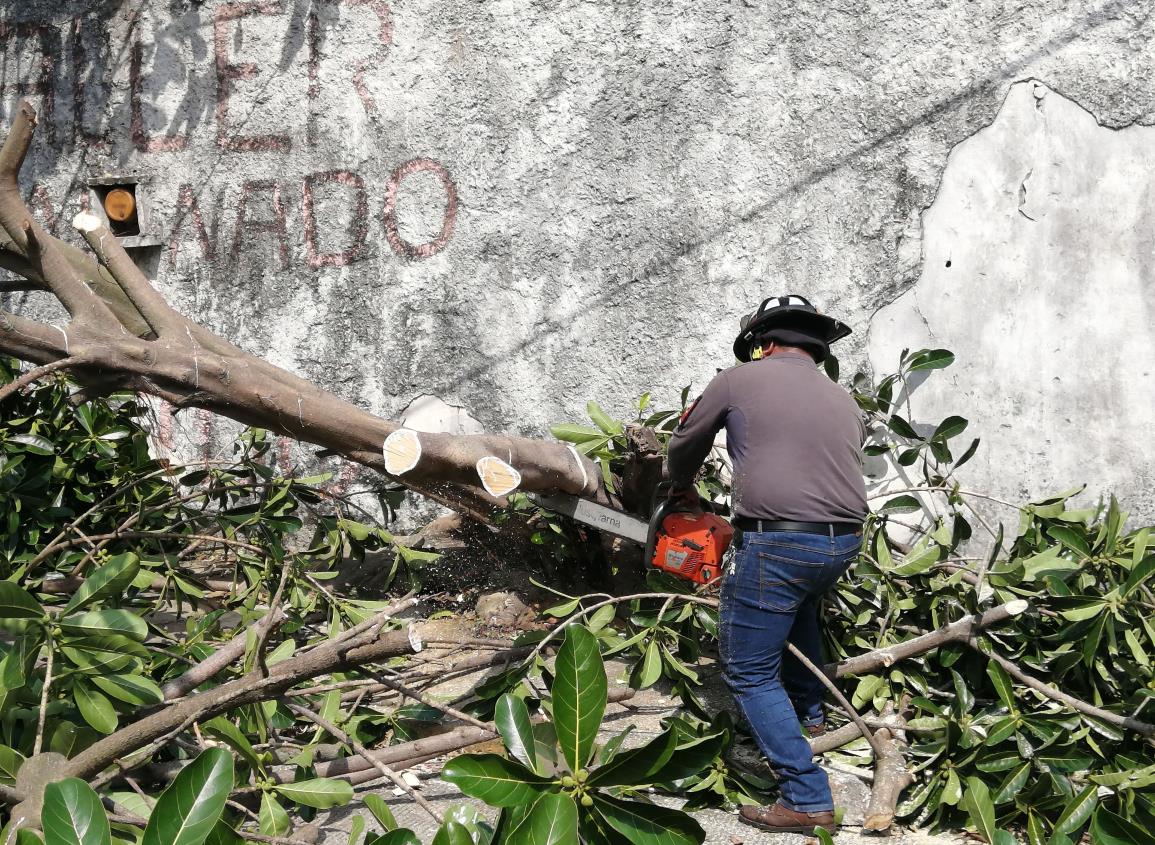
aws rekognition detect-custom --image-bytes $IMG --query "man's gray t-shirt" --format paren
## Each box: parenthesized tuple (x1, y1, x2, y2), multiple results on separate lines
(667, 351, 868, 523)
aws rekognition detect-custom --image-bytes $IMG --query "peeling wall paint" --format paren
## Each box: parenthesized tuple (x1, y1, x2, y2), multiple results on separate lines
(1, 1, 1153, 516)
(869, 81, 1155, 521)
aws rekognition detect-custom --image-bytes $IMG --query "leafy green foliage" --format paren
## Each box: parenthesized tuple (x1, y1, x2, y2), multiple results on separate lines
(42, 778, 110, 845)
(535, 348, 1155, 841)
(444, 627, 711, 844)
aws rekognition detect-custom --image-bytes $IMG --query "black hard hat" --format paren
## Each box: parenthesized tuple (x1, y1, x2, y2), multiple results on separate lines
(733, 294, 851, 363)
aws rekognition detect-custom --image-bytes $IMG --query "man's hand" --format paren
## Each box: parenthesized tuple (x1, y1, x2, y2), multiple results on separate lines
(668, 485, 704, 514)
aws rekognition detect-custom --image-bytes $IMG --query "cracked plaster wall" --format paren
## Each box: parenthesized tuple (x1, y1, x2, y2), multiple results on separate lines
(869, 81, 1155, 521)
(1, 0, 1153, 515)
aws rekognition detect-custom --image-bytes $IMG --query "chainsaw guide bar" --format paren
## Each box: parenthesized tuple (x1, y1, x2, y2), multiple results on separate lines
(527, 493, 649, 544)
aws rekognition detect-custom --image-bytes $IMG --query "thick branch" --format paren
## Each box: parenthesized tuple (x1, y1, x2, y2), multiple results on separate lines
(64, 626, 421, 780)
(74, 213, 183, 337)
(160, 607, 285, 701)
(973, 644, 1155, 738)
(0, 309, 69, 364)
(862, 726, 914, 831)
(0, 102, 150, 336)
(830, 600, 1029, 678)
(787, 643, 886, 758)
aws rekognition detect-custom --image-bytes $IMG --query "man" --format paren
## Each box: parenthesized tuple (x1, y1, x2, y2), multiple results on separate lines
(666, 294, 867, 835)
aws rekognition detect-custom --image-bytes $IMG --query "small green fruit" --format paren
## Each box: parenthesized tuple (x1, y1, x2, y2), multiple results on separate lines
(576, 768, 589, 783)
(580, 794, 594, 807)
(560, 776, 575, 788)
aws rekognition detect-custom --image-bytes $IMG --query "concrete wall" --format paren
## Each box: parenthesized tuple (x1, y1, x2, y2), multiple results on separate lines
(1, 0, 1152, 516)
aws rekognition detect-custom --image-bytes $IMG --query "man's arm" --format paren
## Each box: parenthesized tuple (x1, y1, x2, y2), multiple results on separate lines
(666, 371, 730, 490)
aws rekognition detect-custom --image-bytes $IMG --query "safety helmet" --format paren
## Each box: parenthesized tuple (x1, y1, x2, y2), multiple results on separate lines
(732, 294, 851, 363)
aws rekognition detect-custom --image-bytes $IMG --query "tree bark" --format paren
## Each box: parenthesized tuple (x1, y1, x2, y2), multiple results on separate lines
(862, 726, 914, 831)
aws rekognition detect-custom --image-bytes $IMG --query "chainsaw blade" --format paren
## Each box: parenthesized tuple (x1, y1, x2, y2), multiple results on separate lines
(528, 493, 649, 545)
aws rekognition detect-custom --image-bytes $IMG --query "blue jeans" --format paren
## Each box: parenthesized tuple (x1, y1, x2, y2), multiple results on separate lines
(719, 528, 860, 813)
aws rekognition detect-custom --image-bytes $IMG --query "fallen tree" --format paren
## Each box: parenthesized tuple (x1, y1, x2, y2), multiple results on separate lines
(0, 103, 601, 522)
(4, 99, 1155, 845)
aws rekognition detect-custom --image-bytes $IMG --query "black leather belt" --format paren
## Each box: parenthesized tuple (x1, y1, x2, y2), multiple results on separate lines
(732, 517, 862, 537)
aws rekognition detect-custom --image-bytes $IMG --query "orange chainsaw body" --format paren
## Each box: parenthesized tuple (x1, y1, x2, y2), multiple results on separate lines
(649, 510, 734, 585)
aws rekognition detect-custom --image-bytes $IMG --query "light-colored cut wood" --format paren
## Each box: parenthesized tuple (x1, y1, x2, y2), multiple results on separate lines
(383, 429, 422, 474)
(476, 456, 522, 496)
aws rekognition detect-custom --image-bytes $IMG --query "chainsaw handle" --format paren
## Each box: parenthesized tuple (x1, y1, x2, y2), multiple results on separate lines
(643, 499, 672, 568)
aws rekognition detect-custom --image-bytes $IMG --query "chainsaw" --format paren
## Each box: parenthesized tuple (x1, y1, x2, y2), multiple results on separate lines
(528, 492, 734, 585)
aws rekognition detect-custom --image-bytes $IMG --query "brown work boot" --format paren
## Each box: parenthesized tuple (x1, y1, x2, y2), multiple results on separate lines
(805, 722, 826, 738)
(739, 802, 836, 834)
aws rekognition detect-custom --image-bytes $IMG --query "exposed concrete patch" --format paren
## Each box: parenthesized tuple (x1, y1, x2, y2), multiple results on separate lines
(399, 394, 485, 435)
(868, 80, 1155, 521)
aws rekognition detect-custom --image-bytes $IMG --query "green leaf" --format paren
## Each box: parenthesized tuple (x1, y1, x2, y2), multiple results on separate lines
(369, 832, 419, 845)
(590, 793, 705, 845)
(932, 415, 969, 441)
(42, 778, 111, 845)
(986, 661, 1016, 712)
(588, 731, 676, 788)
(635, 640, 662, 689)
(542, 598, 580, 618)
(15, 828, 43, 845)
(142, 747, 234, 845)
(60, 610, 148, 642)
(956, 437, 981, 467)
(993, 762, 1031, 804)
(362, 794, 398, 832)
(430, 822, 471, 845)
(552, 625, 607, 772)
(650, 733, 728, 784)
(887, 415, 920, 439)
(0, 581, 44, 619)
(586, 604, 616, 632)
(549, 424, 604, 444)
(878, 494, 922, 514)
(495, 694, 539, 775)
(1052, 785, 1097, 837)
(1056, 600, 1106, 622)
(90, 674, 163, 707)
(587, 401, 623, 436)
(1047, 524, 1091, 558)
(273, 777, 352, 809)
(907, 348, 955, 371)
(0, 745, 24, 785)
(962, 777, 998, 843)
(8, 433, 55, 455)
(63, 554, 140, 613)
(440, 754, 552, 807)
(814, 830, 835, 845)
(258, 793, 289, 838)
(1121, 555, 1155, 598)
(1090, 807, 1150, 845)
(504, 792, 578, 845)
(74, 682, 118, 735)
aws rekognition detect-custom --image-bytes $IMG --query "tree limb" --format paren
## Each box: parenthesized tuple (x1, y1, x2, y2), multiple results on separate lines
(971, 642, 1155, 739)
(831, 600, 1029, 678)
(0, 357, 80, 405)
(862, 726, 915, 831)
(63, 626, 422, 781)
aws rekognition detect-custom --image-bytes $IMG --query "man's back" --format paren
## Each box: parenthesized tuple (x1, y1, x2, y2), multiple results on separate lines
(668, 350, 868, 523)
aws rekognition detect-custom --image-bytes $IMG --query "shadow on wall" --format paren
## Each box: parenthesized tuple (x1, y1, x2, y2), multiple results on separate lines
(424, 0, 1139, 396)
